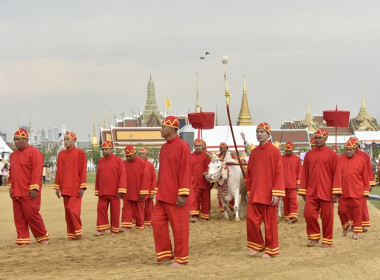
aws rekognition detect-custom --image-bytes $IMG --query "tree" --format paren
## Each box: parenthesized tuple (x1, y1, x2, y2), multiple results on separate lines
(86, 147, 102, 171)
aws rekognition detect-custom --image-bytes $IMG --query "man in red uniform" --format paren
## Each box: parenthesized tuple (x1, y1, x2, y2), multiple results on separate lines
(189, 138, 211, 222)
(217, 142, 235, 211)
(298, 129, 342, 247)
(350, 136, 375, 231)
(121, 146, 149, 231)
(338, 139, 370, 240)
(151, 116, 191, 266)
(245, 122, 285, 258)
(217, 142, 236, 161)
(282, 141, 302, 223)
(139, 146, 157, 227)
(95, 141, 126, 235)
(54, 132, 87, 240)
(9, 128, 49, 245)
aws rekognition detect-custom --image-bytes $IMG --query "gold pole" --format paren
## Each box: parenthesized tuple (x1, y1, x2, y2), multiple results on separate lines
(222, 56, 230, 105)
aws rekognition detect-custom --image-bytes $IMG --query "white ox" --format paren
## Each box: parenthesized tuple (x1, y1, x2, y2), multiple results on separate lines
(207, 153, 247, 221)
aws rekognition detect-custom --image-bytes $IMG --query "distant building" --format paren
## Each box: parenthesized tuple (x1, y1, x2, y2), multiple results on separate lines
(100, 75, 188, 149)
(280, 96, 379, 149)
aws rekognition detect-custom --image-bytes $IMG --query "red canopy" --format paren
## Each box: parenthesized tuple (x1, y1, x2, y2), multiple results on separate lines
(188, 112, 215, 129)
(323, 108, 350, 127)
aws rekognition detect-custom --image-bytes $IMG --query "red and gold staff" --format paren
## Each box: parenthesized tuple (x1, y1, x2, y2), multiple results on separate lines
(151, 116, 191, 266)
(245, 122, 285, 258)
(121, 146, 149, 231)
(95, 141, 126, 235)
(54, 132, 87, 240)
(298, 129, 342, 247)
(189, 138, 211, 222)
(9, 128, 49, 245)
(139, 147, 157, 227)
(338, 138, 370, 239)
(350, 136, 375, 231)
(282, 141, 302, 223)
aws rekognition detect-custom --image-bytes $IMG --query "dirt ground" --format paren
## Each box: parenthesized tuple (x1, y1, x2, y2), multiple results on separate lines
(1, 185, 380, 280)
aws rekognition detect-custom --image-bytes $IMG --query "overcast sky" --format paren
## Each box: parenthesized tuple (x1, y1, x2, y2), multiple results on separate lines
(1, 0, 380, 141)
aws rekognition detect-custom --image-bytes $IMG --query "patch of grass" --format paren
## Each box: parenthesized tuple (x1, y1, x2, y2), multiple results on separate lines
(87, 172, 96, 184)
(369, 185, 380, 210)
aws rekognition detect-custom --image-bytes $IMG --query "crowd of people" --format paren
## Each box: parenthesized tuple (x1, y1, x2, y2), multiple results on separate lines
(6, 117, 379, 267)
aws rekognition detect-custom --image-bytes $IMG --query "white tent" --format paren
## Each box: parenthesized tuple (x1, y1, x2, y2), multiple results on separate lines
(180, 125, 259, 152)
(354, 131, 380, 144)
(0, 137, 12, 154)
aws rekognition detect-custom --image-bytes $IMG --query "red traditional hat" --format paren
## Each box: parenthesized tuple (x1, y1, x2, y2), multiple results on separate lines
(345, 138, 357, 148)
(194, 138, 203, 145)
(65, 132, 77, 141)
(162, 116, 179, 128)
(219, 142, 227, 147)
(139, 147, 148, 153)
(349, 136, 359, 144)
(310, 138, 315, 147)
(257, 122, 271, 134)
(101, 141, 113, 149)
(14, 128, 29, 138)
(201, 139, 206, 148)
(124, 145, 135, 155)
(314, 128, 328, 138)
(285, 141, 294, 151)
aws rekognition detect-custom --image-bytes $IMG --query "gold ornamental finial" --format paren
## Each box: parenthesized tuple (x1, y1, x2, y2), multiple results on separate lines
(222, 56, 230, 105)
(195, 72, 201, 113)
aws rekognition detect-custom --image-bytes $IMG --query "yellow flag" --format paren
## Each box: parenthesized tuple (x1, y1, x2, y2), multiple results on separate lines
(165, 96, 172, 110)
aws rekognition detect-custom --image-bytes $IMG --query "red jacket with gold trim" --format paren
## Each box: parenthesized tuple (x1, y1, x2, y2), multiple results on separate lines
(282, 153, 302, 189)
(9, 145, 44, 197)
(124, 156, 150, 201)
(245, 141, 285, 205)
(95, 154, 126, 196)
(298, 146, 342, 201)
(339, 154, 370, 198)
(156, 136, 191, 205)
(54, 146, 87, 197)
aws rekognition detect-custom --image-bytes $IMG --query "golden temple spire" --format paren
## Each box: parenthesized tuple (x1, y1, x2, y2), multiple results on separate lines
(302, 103, 318, 132)
(91, 110, 99, 148)
(237, 75, 253, 126)
(303, 103, 314, 125)
(195, 72, 201, 113)
(356, 92, 370, 122)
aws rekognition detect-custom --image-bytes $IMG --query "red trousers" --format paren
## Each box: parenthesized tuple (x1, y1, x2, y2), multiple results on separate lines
(152, 201, 190, 264)
(63, 196, 83, 239)
(362, 198, 370, 227)
(246, 203, 279, 256)
(304, 199, 334, 245)
(190, 188, 211, 220)
(97, 195, 121, 233)
(283, 188, 299, 221)
(122, 199, 144, 230)
(144, 198, 154, 226)
(338, 197, 362, 233)
(12, 196, 49, 244)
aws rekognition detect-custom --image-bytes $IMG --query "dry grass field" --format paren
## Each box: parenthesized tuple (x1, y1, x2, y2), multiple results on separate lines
(1, 185, 380, 280)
